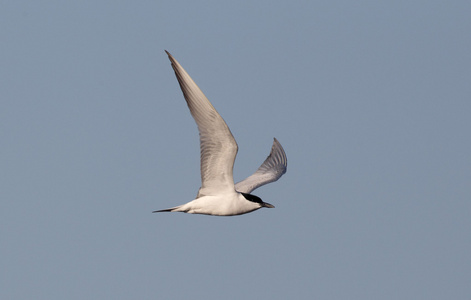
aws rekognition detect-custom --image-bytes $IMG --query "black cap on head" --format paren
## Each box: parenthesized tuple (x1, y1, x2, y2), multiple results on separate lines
(241, 193, 275, 208)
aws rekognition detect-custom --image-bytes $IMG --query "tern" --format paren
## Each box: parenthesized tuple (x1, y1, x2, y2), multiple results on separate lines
(153, 51, 287, 216)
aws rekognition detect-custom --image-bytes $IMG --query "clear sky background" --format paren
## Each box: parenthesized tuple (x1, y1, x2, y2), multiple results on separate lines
(2, 1, 470, 299)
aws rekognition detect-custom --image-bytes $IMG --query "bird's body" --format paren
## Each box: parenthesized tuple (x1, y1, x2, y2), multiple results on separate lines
(156, 193, 272, 216)
(154, 51, 287, 216)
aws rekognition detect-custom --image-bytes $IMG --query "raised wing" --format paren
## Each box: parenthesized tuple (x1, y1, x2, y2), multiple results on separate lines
(235, 138, 287, 194)
(166, 51, 238, 197)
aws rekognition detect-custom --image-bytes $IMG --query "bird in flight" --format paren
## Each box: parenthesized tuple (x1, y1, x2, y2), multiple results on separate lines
(153, 51, 287, 216)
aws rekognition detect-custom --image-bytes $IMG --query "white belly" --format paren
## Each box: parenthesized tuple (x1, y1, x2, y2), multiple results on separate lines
(175, 193, 261, 216)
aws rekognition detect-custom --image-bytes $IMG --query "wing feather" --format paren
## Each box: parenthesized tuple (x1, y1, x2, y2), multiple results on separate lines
(235, 138, 287, 194)
(166, 51, 238, 197)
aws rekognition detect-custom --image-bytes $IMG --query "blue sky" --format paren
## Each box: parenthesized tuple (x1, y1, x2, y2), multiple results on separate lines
(2, 1, 470, 299)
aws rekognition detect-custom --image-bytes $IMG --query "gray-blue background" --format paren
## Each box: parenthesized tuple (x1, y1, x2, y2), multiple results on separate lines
(2, 1, 470, 299)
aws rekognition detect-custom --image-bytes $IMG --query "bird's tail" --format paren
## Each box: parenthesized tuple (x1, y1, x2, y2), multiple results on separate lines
(152, 205, 183, 213)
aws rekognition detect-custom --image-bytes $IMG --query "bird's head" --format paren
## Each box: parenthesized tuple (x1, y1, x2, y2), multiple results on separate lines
(241, 192, 275, 208)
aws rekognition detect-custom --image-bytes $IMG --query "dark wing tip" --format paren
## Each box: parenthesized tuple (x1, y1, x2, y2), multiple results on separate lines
(165, 50, 177, 64)
(165, 51, 181, 73)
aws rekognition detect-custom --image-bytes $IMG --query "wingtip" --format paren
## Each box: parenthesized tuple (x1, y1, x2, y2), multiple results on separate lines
(271, 137, 287, 169)
(272, 137, 282, 148)
(165, 50, 179, 67)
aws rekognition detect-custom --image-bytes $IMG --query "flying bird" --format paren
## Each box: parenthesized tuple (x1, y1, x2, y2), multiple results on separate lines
(153, 51, 287, 216)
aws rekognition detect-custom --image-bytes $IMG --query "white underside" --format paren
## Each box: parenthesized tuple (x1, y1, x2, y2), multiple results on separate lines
(171, 192, 262, 216)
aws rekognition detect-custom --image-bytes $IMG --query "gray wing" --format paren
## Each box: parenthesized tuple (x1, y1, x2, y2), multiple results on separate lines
(166, 51, 238, 197)
(235, 138, 287, 194)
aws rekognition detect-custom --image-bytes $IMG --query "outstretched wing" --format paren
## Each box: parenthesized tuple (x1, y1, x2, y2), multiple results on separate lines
(235, 138, 287, 194)
(166, 51, 238, 197)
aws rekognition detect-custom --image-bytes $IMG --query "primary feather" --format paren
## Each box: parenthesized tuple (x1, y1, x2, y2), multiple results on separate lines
(166, 51, 237, 197)
(235, 138, 287, 194)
